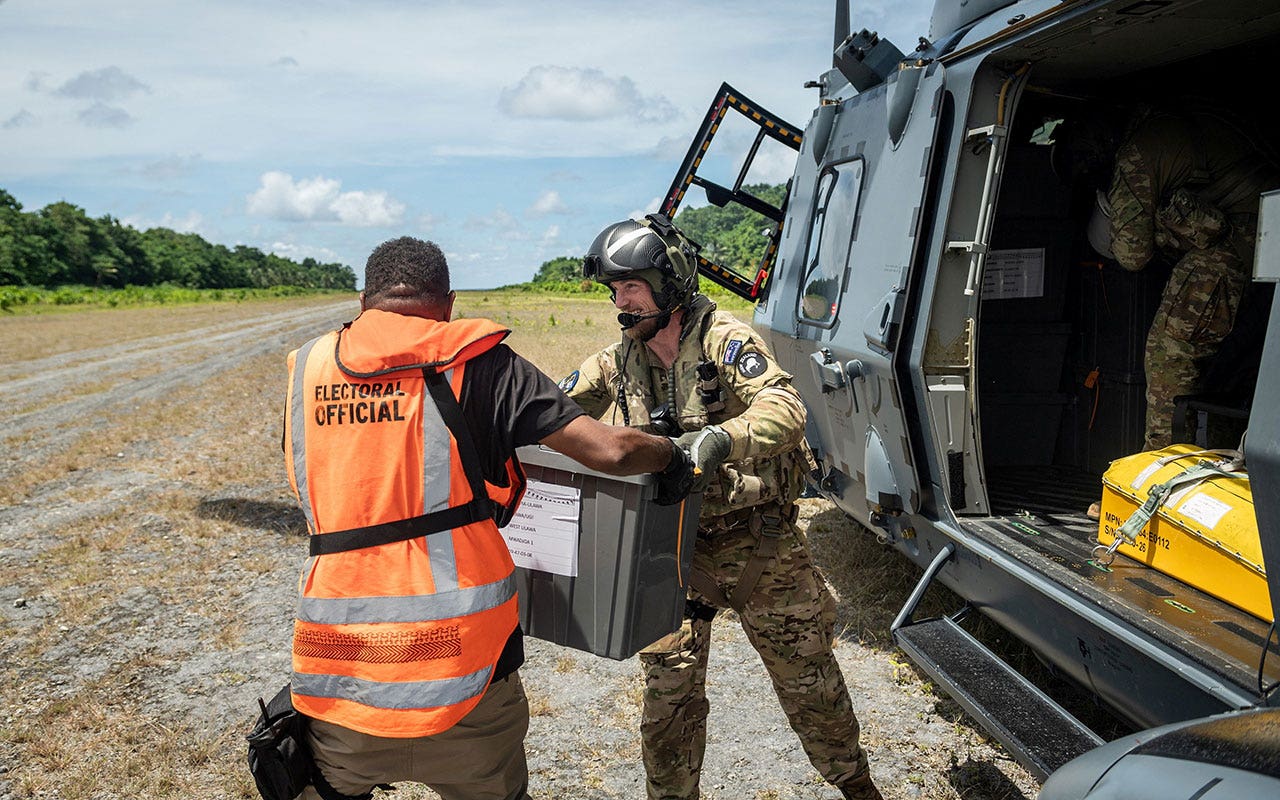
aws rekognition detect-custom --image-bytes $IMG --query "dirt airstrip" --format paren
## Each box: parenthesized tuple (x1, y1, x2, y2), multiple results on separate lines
(0, 294, 1039, 799)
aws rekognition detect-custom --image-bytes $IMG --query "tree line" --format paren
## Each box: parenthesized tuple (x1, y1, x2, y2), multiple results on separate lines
(530, 183, 787, 287)
(0, 189, 356, 291)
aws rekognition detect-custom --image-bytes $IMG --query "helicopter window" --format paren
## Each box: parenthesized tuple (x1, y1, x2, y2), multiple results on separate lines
(798, 159, 864, 326)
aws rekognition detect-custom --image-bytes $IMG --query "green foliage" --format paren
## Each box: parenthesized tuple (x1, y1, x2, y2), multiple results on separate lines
(517, 183, 786, 307)
(674, 182, 788, 275)
(0, 188, 357, 291)
(531, 256, 583, 283)
(503, 279, 610, 295)
(0, 283, 334, 313)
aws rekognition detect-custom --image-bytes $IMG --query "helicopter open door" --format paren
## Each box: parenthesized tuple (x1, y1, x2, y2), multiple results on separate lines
(660, 83, 802, 300)
(770, 61, 947, 530)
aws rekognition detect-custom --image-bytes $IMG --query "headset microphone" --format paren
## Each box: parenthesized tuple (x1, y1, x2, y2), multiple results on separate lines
(617, 309, 669, 329)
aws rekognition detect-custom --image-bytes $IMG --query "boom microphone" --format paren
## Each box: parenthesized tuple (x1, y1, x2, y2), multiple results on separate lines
(617, 309, 669, 329)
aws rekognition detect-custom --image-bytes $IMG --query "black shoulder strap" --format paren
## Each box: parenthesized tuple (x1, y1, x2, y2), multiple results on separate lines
(308, 368, 499, 557)
(422, 368, 491, 505)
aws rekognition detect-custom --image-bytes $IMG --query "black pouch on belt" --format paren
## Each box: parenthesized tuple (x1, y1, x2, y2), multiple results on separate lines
(246, 683, 313, 800)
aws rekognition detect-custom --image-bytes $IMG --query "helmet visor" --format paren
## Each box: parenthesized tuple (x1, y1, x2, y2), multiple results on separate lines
(582, 248, 652, 282)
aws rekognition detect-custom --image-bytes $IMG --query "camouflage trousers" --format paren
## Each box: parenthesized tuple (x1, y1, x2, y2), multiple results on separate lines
(638, 502, 871, 800)
(1143, 241, 1249, 450)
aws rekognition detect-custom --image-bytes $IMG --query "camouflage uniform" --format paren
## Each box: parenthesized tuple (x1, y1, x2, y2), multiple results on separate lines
(564, 294, 877, 800)
(1107, 109, 1275, 449)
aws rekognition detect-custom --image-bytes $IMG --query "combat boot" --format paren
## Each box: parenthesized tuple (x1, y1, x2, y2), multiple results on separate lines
(840, 772, 885, 800)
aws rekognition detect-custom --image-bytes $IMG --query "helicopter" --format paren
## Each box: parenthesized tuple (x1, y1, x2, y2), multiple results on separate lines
(656, 0, 1280, 794)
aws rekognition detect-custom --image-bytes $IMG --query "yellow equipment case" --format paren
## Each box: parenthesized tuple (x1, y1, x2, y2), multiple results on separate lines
(1097, 443, 1270, 622)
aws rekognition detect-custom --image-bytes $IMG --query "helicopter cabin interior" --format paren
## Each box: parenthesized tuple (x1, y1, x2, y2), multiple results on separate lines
(944, 3, 1280, 701)
(972, 17, 1279, 519)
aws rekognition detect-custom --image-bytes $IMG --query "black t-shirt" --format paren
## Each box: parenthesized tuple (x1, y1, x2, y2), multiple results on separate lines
(459, 343, 585, 485)
(458, 343, 586, 680)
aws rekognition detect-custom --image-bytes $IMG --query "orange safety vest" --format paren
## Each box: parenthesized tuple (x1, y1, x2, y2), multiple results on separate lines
(283, 309, 526, 738)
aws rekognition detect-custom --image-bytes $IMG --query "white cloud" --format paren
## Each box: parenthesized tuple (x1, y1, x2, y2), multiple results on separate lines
(464, 208, 520, 233)
(121, 210, 205, 235)
(246, 171, 405, 227)
(140, 154, 201, 180)
(417, 211, 443, 233)
(527, 189, 567, 216)
(269, 241, 341, 262)
(540, 225, 561, 246)
(24, 71, 51, 93)
(247, 172, 338, 220)
(626, 196, 663, 221)
(738, 146, 798, 185)
(160, 211, 205, 234)
(273, 56, 299, 69)
(649, 135, 693, 161)
(55, 66, 149, 101)
(78, 103, 134, 128)
(3, 109, 36, 129)
(331, 190, 406, 227)
(498, 65, 677, 123)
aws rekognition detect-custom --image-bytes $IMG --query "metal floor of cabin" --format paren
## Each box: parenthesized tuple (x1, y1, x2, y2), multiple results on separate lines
(970, 465, 1280, 695)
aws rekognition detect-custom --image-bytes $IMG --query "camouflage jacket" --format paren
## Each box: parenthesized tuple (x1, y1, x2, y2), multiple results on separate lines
(563, 294, 813, 518)
(1108, 110, 1276, 271)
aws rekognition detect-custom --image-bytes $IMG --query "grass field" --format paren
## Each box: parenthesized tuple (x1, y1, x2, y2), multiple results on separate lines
(0, 290, 1044, 800)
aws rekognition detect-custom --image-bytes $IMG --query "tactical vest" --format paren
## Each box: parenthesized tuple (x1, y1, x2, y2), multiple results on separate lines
(283, 310, 525, 738)
(609, 297, 811, 516)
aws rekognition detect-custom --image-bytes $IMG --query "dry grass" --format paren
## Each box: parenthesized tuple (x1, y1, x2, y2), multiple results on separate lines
(0, 293, 348, 364)
(452, 291, 753, 379)
(0, 291, 1038, 800)
(0, 291, 645, 799)
(0, 297, 326, 800)
(2, 667, 257, 800)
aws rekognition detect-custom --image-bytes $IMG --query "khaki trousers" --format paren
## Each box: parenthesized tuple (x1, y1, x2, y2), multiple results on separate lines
(298, 671, 531, 800)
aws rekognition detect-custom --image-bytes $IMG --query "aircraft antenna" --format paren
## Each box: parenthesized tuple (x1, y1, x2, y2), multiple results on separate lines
(834, 1, 850, 64)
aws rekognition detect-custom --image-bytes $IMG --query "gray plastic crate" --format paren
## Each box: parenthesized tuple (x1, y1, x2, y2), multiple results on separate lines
(510, 445, 701, 660)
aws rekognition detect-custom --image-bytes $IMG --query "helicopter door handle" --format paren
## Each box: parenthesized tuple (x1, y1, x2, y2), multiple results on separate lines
(810, 349, 861, 414)
(810, 349, 846, 394)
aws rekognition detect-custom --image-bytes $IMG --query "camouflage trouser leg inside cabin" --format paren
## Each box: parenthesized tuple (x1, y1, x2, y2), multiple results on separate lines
(638, 503, 872, 800)
(1143, 244, 1248, 450)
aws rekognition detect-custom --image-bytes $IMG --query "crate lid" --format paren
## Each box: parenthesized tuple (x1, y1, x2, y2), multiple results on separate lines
(517, 445, 656, 487)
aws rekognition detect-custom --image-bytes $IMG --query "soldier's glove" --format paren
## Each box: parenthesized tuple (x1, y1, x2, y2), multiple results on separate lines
(676, 425, 732, 493)
(652, 439, 695, 506)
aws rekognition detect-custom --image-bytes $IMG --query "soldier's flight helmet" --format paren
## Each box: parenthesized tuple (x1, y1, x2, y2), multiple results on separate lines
(583, 213, 699, 313)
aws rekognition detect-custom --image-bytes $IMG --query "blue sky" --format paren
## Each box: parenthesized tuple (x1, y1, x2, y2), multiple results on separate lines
(1, 0, 933, 289)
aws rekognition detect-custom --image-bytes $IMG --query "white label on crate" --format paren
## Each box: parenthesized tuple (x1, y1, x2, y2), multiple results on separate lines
(981, 248, 1045, 300)
(504, 479, 581, 576)
(1177, 493, 1233, 530)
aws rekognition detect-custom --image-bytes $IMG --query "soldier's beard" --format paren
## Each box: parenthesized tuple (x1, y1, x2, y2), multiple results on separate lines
(620, 309, 668, 342)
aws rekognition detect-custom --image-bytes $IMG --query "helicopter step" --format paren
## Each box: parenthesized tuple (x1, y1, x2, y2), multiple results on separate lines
(891, 545, 1104, 781)
(894, 613, 1104, 780)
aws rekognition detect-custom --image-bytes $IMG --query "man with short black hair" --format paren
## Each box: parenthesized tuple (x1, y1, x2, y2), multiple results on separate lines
(282, 236, 692, 800)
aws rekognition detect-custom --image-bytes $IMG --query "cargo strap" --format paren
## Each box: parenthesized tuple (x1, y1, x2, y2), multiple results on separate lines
(1093, 452, 1246, 566)
(687, 505, 796, 613)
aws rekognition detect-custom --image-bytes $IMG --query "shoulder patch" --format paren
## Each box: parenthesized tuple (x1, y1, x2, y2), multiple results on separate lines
(723, 339, 744, 366)
(558, 370, 579, 393)
(737, 351, 767, 379)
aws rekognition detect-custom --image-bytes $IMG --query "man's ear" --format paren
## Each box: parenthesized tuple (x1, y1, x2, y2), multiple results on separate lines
(359, 290, 367, 311)
(444, 290, 456, 321)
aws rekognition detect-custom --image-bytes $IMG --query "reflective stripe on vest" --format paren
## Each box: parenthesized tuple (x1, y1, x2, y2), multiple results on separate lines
(292, 665, 492, 710)
(296, 569, 516, 625)
(284, 315, 519, 739)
